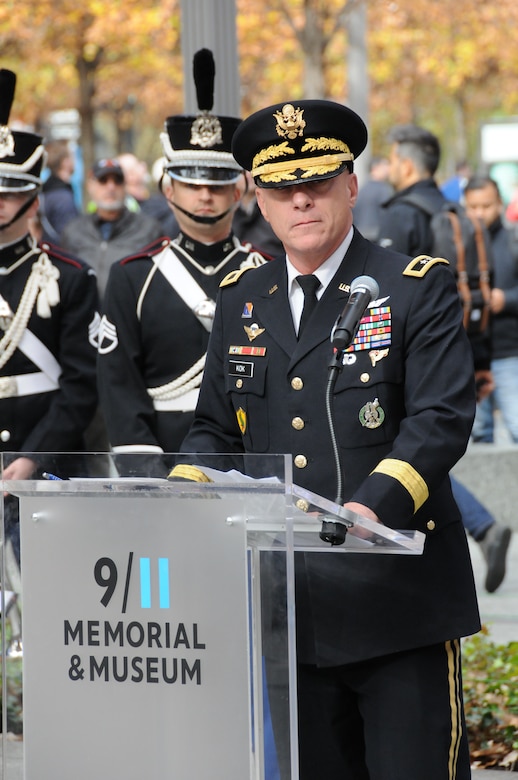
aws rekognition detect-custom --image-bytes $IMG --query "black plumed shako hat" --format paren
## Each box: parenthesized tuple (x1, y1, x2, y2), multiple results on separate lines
(0, 68, 46, 193)
(161, 49, 242, 186)
(232, 99, 368, 188)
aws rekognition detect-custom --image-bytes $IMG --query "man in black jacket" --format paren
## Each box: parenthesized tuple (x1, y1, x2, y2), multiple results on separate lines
(378, 124, 445, 256)
(173, 99, 480, 779)
(465, 175, 518, 444)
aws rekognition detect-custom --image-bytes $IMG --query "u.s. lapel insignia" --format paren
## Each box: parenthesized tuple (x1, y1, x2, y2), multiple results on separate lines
(359, 398, 385, 429)
(369, 348, 389, 367)
(236, 407, 247, 435)
(244, 323, 265, 342)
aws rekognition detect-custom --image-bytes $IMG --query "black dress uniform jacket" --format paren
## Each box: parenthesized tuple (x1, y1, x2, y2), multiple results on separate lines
(181, 229, 481, 666)
(378, 178, 445, 258)
(97, 232, 265, 457)
(0, 235, 98, 455)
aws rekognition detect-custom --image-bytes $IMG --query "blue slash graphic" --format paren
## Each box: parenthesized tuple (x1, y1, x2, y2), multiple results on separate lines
(140, 558, 151, 608)
(159, 558, 170, 608)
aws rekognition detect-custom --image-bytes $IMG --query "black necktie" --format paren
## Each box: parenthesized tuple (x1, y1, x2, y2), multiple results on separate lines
(297, 274, 321, 337)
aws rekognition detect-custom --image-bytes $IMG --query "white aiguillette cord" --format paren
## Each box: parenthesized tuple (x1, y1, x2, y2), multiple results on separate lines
(0, 245, 60, 371)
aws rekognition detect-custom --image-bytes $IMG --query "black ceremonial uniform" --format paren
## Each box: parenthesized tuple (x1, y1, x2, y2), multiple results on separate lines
(181, 229, 481, 666)
(0, 236, 98, 455)
(97, 232, 265, 460)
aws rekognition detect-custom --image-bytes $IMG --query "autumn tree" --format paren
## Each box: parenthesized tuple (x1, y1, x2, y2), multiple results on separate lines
(0, 0, 182, 180)
(368, 0, 518, 171)
(3, 0, 518, 188)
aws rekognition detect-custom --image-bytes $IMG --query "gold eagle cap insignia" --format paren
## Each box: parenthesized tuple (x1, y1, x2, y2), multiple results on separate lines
(274, 104, 306, 140)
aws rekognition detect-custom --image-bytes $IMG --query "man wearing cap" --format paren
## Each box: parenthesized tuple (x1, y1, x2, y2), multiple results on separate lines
(0, 69, 99, 654)
(60, 158, 162, 301)
(173, 99, 481, 778)
(96, 50, 265, 466)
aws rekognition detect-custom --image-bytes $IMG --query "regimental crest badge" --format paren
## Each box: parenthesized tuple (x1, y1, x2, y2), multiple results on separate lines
(274, 104, 306, 140)
(190, 112, 223, 148)
(0, 126, 15, 159)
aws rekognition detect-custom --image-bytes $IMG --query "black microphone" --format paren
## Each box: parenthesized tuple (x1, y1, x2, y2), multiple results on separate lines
(330, 275, 380, 352)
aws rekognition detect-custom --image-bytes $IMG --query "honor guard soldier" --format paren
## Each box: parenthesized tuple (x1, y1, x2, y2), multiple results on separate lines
(97, 50, 265, 469)
(0, 69, 99, 654)
(172, 99, 481, 778)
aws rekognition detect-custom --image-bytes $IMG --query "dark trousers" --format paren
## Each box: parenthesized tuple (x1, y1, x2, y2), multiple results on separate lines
(296, 640, 470, 780)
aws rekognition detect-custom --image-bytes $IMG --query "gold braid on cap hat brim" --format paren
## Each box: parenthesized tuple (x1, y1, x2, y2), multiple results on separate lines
(252, 152, 353, 183)
(251, 137, 353, 183)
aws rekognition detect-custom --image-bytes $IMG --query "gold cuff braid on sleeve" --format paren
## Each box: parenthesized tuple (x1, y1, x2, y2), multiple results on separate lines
(370, 458, 429, 512)
(168, 464, 213, 483)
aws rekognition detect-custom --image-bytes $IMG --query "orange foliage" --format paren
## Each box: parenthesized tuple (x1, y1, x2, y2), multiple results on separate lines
(1, 0, 518, 166)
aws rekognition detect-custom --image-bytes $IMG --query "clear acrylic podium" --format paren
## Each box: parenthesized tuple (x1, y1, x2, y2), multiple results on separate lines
(1, 452, 424, 780)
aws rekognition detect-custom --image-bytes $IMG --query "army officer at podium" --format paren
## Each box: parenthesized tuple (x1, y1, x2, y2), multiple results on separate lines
(172, 99, 481, 780)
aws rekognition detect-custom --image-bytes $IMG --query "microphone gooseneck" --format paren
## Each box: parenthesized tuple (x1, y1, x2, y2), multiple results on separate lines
(320, 275, 379, 545)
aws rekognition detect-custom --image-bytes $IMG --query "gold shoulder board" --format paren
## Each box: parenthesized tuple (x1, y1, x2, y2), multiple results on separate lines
(403, 254, 449, 277)
(220, 266, 255, 288)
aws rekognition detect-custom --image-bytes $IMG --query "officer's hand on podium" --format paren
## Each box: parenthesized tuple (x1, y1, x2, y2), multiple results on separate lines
(2, 456, 38, 496)
(343, 501, 380, 540)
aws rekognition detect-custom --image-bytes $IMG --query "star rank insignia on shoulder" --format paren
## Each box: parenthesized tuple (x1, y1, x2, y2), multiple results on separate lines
(220, 266, 256, 288)
(403, 254, 449, 277)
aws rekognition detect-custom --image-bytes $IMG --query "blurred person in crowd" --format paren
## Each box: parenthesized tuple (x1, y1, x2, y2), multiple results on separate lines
(39, 138, 79, 243)
(232, 169, 283, 257)
(172, 97, 480, 779)
(352, 155, 393, 241)
(466, 176, 518, 445)
(116, 152, 150, 210)
(0, 69, 98, 654)
(60, 158, 162, 301)
(440, 160, 471, 203)
(505, 182, 518, 223)
(117, 152, 180, 238)
(378, 124, 446, 257)
(378, 124, 511, 592)
(97, 49, 266, 466)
